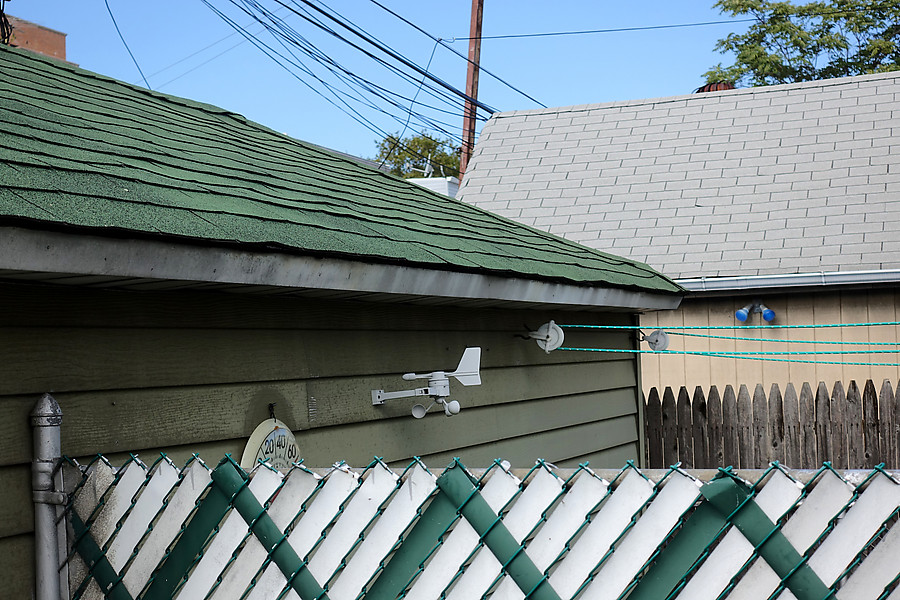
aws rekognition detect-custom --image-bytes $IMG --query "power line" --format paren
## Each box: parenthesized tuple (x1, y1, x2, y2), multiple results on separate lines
(104, 0, 151, 89)
(285, 0, 497, 115)
(379, 39, 442, 171)
(202, 0, 462, 173)
(453, 4, 900, 41)
(367, 0, 546, 109)
(456, 18, 754, 41)
(236, 0, 468, 141)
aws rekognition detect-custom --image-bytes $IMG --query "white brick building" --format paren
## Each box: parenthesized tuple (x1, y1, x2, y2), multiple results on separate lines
(459, 72, 900, 392)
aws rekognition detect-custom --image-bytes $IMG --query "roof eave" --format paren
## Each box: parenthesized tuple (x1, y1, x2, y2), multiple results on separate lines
(0, 226, 682, 311)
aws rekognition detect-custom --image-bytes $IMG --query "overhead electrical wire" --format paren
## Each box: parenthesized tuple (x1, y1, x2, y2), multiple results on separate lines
(288, 0, 497, 114)
(204, 0, 477, 173)
(378, 39, 442, 170)
(367, 0, 546, 109)
(104, 0, 151, 89)
(233, 0, 467, 144)
(453, 5, 900, 41)
(202, 0, 461, 171)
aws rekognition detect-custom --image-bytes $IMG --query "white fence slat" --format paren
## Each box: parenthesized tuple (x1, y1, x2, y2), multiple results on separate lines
(329, 465, 436, 599)
(582, 471, 701, 600)
(86, 460, 148, 549)
(212, 467, 321, 600)
(485, 466, 566, 600)
(524, 469, 608, 573)
(675, 469, 802, 600)
(73, 460, 116, 525)
(443, 467, 523, 600)
(245, 466, 359, 600)
(307, 462, 399, 587)
(727, 469, 854, 600)
(807, 473, 900, 586)
(175, 466, 283, 600)
(838, 512, 900, 600)
(106, 458, 180, 573)
(403, 465, 520, 600)
(548, 470, 654, 600)
(122, 459, 212, 597)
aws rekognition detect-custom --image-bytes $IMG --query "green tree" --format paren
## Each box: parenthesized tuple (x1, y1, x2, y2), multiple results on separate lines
(374, 132, 460, 179)
(705, 0, 900, 87)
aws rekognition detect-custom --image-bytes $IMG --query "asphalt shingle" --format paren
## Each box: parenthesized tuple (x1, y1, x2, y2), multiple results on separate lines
(459, 72, 900, 280)
(0, 46, 680, 295)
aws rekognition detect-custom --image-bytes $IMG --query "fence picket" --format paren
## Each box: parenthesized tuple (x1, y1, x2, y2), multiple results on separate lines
(645, 387, 663, 469)
(862, 380, 880, 468)
(707, 386, 724, 468)
(752, 384, 769, 467)
(662, 388, 678, 467)
(691, 387, 709, 470)
(737, 385, 753, 469)
(847, 381, 864, 468)
(677, 388, 693, 468)
(723, 386, 739, 468)
(832, 381, 848, 469)
(647, 379, 900, 470)
(783, 384, 800, 468)
(768, 384, 784, 465)
(816, 382, 833, 465)
(880, 380, 898, 468)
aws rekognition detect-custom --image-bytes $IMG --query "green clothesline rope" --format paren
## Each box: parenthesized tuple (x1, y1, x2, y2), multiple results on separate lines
(557, 347, 900, 367)
(560, 321, 900, 331)
(669, 331, 900, 345)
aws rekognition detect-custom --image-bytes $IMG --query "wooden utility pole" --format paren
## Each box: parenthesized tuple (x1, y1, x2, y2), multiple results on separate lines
(460, 0, 483, 179)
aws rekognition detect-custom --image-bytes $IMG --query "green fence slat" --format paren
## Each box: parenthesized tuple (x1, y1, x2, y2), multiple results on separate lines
(71, 512, 135, 600)
(210, 458, 329, 600)
(436, 461, 561, 600)
(625, 501, 727, 600)
(142, 464, 233, 600)
(362, 490, 459, 599)
(701, 477, 833, 600)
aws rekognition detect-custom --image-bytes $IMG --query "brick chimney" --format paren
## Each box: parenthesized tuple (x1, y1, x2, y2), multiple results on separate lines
(7, 16, 66, 61)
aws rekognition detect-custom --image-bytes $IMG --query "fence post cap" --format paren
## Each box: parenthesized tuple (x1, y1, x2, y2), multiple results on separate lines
(31, 393, 62, 427)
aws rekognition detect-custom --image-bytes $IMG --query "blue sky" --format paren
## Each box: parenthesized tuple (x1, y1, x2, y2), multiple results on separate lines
(11, 1, 745, 159)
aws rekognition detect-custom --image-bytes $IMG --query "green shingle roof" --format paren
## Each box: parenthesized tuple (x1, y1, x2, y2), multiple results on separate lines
(0, 46, 680, 295)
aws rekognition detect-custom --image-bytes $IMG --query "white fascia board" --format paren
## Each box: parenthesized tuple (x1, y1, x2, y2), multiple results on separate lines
(0, 226, 682, 311)
(678, 270, 900, 292)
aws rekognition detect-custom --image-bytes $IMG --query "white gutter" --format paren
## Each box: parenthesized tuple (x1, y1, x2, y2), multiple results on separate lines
(677, 269, 900, 292)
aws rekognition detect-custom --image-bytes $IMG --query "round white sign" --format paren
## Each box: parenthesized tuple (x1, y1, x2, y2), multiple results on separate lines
(240, 418, 301, 470)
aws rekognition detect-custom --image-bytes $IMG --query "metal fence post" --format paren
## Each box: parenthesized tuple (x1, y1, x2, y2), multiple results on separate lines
(32, 393, 65, 600)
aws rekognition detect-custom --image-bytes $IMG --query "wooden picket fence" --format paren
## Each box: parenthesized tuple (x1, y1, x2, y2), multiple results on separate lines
(644, 379, 900, 470)
(63, 454, 900, 600)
